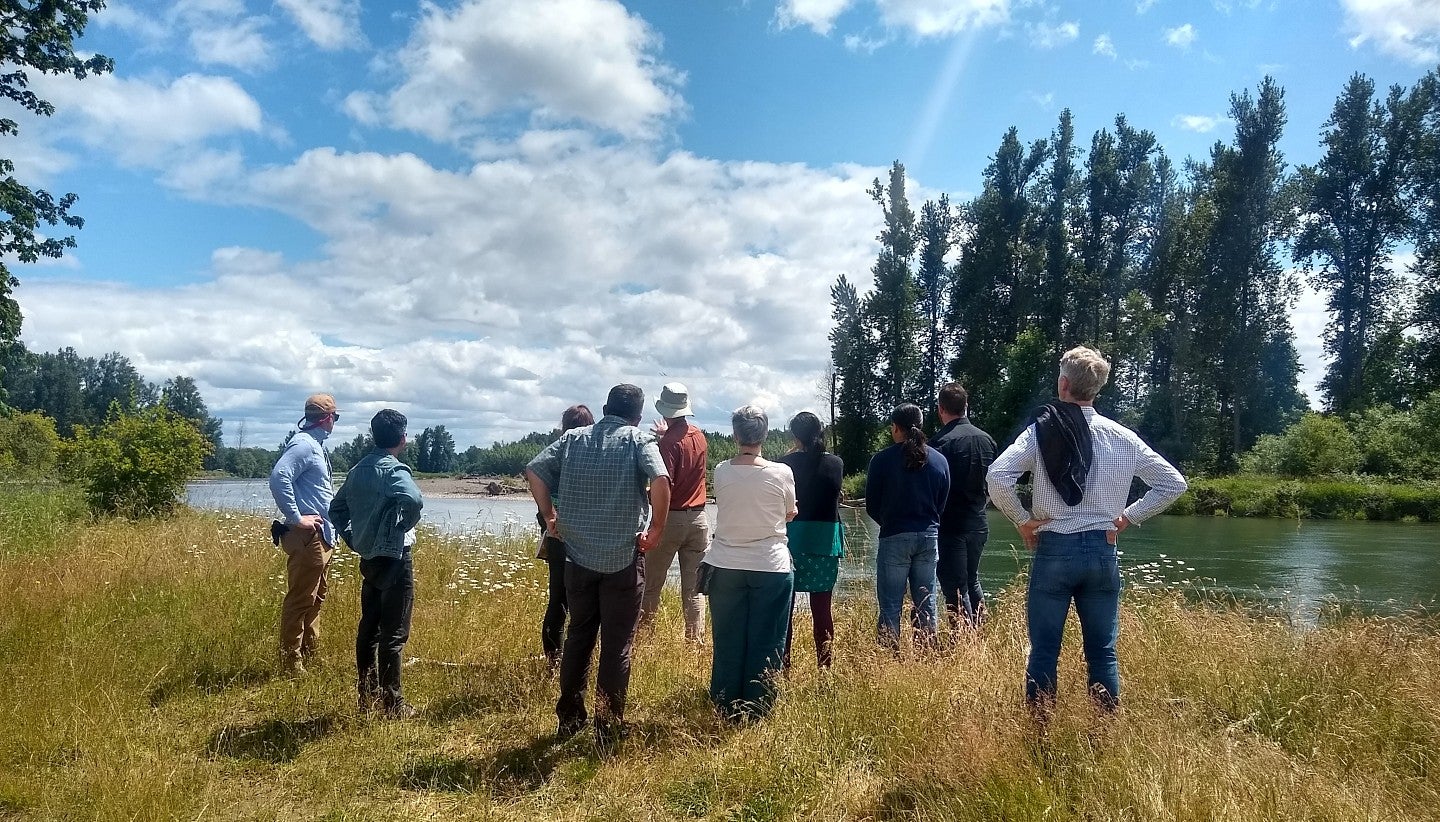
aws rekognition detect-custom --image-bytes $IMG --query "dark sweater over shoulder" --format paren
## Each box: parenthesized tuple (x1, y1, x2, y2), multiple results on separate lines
(864, 443, 950, 539)
(929, 417, 998, 532)
(778, 451, 844, 523)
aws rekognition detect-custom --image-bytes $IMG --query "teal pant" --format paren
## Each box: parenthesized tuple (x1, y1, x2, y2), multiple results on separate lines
(708, 567, 794, 719)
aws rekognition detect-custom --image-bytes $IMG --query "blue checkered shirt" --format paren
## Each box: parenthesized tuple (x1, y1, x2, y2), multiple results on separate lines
(527, 415, 669, 573)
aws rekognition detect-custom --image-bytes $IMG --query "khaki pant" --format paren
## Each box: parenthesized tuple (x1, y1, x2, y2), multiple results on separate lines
(280, 527, 333, 661)
(640, 510, 710, 641)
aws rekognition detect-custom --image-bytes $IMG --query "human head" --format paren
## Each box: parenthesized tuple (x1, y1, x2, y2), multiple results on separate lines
(937, 382, 968, 422)
(300, 393, 339, 431)
(732, 405, 769, 448)
(788, 411, 825, 452)
(1059, 346, 1111, 402)
(370, 409, 407, 451)
(654, 382, 694, 419)
(603, 384, 645, 424)
(889, 403, 928, 469)
(561, 404, 594, 432)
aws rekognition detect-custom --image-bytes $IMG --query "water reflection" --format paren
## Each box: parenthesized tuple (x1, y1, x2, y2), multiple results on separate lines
(188, 480, 1439, 616)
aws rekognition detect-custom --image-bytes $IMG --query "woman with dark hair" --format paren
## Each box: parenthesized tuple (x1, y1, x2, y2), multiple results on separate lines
(536, 403, 594, 669)
(864, 403, 951, 650)
(778, 411, 844, 669)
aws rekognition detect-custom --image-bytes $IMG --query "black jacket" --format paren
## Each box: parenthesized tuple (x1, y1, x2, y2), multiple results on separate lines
(929, 417, 998, 532)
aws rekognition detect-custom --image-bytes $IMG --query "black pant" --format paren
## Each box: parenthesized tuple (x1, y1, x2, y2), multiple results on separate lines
(542, 538, 568, 663)
(556, 553, 645, 731)
(937, 530, 986, 627)
(357, 555, 414, 708)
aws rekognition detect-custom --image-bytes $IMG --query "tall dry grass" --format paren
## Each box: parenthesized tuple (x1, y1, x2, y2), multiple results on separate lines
(0, 496, 1436, 820)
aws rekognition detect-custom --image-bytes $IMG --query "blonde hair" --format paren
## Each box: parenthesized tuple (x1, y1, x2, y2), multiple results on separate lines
(1060, 346, 1111, 401)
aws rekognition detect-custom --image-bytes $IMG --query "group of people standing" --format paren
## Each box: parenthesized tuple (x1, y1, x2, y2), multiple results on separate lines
(265, 344, 1188, 743)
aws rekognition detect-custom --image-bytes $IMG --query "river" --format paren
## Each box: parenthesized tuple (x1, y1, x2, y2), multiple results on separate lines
(188, 480, 1439, 619)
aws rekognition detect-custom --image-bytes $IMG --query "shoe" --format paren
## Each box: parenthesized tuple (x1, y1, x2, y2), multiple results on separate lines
(594, 719, 627, 755)
(281, 658, 307, 676)
(383, 701, 419, 720)
(556, 717, 586, 741)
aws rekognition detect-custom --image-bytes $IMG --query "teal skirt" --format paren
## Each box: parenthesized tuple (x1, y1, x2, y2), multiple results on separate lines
(787, 520, 844, 594)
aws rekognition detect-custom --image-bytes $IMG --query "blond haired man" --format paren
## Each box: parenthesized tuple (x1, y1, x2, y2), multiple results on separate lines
(987, 347, 1187, 712)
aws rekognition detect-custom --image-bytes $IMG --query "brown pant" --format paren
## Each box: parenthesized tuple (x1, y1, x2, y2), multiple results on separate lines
(639, 510, 710, 641)
(280, 527, 333, 661)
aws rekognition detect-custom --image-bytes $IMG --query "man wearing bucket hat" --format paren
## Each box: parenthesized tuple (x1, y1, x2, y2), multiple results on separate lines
(639, 382, 711, 642)
(269, 393, 341, 675)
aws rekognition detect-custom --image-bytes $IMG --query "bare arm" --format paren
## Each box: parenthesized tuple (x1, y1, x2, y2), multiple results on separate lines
(525, 468, 559, 537)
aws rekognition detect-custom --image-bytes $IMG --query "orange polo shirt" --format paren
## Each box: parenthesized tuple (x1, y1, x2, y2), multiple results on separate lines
(658, 422, 708, 510)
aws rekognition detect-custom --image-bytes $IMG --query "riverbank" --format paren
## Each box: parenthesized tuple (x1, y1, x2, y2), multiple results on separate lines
(1, 499, 1436, 820)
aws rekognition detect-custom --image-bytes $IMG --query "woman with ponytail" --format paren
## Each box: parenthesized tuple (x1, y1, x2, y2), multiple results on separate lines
(778, 411, 844, 669)
(864, 404, 951, 650)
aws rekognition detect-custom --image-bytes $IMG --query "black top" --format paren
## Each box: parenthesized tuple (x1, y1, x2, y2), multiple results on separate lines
(778, 451, 844, 523)
(929, 417, 998, 532)
(1033, 401, 1092, 507)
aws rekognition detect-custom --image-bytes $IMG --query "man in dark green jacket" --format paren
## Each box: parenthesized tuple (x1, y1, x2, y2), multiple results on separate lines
(330, 409, 424, 718)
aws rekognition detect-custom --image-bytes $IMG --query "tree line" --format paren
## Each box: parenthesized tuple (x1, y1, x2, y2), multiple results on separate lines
(830, 70, 1440, 477)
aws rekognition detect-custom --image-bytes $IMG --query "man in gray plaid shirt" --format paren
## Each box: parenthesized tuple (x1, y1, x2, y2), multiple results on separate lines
(526, 384, 671, 749)
(988, 346, 1187, 715)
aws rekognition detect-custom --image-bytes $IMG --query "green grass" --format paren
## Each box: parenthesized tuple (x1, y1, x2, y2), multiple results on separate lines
(0, 493, 1437, 820)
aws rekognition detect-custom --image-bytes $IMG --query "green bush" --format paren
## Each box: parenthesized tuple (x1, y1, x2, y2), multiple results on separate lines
(1178, 476, 1440, 521)
(842, 472, 867, 500)
(61, 406, 212, 517)
(1239, 413, 1359, 477)
(0, 411, 61, 479)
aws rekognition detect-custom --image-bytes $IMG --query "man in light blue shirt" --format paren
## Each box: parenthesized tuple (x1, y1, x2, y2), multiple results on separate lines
(330, 408, 423, 718)
(269, 393, 340, 675)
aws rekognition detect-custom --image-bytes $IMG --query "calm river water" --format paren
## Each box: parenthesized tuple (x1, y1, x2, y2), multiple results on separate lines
(188, 480, 1439, 618)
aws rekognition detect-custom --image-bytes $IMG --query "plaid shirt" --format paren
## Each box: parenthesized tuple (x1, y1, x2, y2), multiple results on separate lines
(527, 414, 668, 573)
(987, 406, 1187, 534)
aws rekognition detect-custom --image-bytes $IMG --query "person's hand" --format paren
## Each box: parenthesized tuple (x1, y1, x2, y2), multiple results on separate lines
(636, 528, 662, 553)
(1112, 514, 1131, 535)
(295, 514, 324, 532)
(544, 511, 560, 538)
(1018, 517, 1052, 551)
(650, 417, 669, 436)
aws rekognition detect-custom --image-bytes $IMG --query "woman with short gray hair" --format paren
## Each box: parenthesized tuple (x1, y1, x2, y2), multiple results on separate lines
(704, 405, 797, 721)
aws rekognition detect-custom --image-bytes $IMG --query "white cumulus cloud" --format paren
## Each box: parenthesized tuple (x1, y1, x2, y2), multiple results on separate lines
(352, 0, 685, 143)
(1028, 19, 1079, 49)
(775, 0, 856, 34)
(17, 141, 891, 448)
(1093, 33, 1118, 57)
(276, 0, 364, 50)
(29, 72, 265, 165)
(1165, 22, 1197, 48)
(1342, 0, 1440, 64)
(875, 0, 1009, 37)
(1172, 113, 1228, 133)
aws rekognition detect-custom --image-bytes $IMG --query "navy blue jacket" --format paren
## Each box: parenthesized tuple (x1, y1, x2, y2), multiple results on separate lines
(864, 443, 950, 539)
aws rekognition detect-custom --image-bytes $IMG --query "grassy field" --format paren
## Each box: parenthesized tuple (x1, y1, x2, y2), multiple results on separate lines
(1, 491, 1437, 821)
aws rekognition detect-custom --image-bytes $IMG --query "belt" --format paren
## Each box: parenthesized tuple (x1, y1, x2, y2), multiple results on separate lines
(672, 504, 708, 512)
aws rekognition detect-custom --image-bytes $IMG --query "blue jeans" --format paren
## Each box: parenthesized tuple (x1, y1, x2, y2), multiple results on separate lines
(937, 530, 986, 628)
(875, 531, 939, 649)
(708, 567, 794, 719)
(1026, 530, 1121, 709)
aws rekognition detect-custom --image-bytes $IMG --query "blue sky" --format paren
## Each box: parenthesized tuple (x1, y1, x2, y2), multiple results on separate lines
(10, 0, 1440, 449)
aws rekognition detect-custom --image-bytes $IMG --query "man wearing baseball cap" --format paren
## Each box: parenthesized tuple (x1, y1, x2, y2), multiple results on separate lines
(639, 382, 711, 642)
(269, 393, 341, 675)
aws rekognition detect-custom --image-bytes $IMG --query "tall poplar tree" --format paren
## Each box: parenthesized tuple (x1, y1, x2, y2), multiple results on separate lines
(865, 161, 921, 411)
(1295, 74, 1425, 413)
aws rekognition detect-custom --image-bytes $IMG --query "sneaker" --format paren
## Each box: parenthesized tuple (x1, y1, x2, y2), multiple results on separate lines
(594, 719, 627, 755)
(383, 701, 419, 720)
(281, 658, 308, 676)
(556, 717, 586, 741)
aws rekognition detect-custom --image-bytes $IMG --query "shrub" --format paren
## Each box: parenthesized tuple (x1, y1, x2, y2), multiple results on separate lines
(1239, 413, 1359, 477)
(61, 406, 212, 517)
(0, 411, 61, 479)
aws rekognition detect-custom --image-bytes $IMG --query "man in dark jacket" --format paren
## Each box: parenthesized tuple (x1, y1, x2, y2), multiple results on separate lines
(330, 409, 424, 718)
(929, 383, 997, 633)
